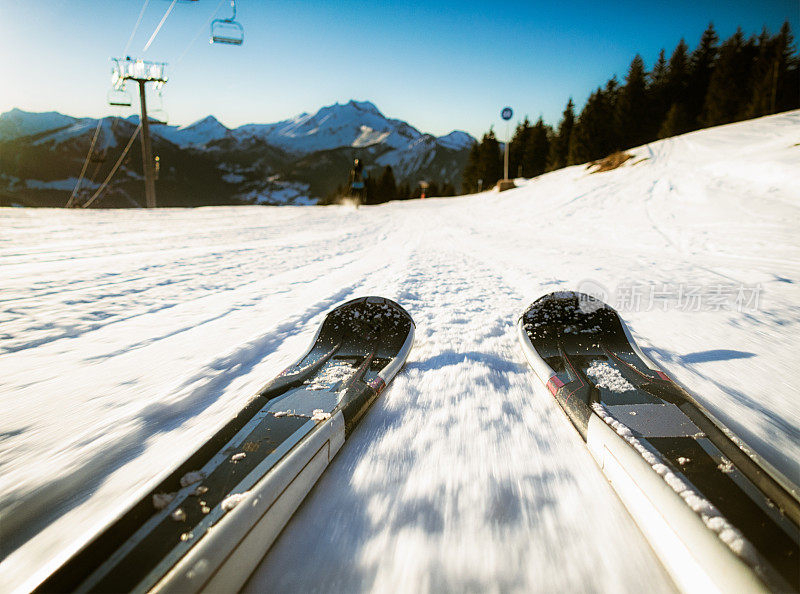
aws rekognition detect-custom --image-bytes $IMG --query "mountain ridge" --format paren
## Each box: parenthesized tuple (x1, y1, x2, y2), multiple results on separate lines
(1, 101, 474, 153)
(0, 101, 475, 207)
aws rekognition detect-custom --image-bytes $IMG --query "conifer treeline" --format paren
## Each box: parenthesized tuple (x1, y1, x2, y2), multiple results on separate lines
(324, 165, 457, 205)
(462, 22, 799, 193)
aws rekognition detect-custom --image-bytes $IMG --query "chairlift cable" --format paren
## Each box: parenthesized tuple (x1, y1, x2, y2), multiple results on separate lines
(83, 123, 142, 209)
(123, 0, 151, 56)
(66, 120, 103, 208)
(173, 0, 226, 67)
(142, 0, 178, 52)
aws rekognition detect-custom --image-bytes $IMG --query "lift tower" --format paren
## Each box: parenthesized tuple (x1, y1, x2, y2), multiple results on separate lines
(111, 58, 167, 208)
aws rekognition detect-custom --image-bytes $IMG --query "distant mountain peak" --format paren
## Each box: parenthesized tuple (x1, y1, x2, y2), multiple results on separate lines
(150, 115, 230, 147)
(0, 108, 78, 142)
(346, 100, 382, 115)
(219, 100, 478, 161)
(233, 100, 410, 154)
(437, 130, 476, 151)
(187, 115, 224, 128)
(3, 107, 64, 117)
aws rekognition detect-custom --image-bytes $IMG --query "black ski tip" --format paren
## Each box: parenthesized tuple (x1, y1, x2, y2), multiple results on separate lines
(331, 296, 414, 323)
(521, 291, 622, 341)
(323, 296, 415, 336)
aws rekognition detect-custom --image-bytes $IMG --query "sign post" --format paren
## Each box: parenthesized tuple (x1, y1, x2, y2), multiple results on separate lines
(498, 107, 515, 192)
(501, 107, 513, 180)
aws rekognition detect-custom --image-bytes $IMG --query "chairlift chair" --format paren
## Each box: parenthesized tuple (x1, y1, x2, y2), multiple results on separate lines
(210, 0, 244, 45)
(148, 89, 168, 125)
(148, 110, 169, 126)
(107, 88, 132, 108)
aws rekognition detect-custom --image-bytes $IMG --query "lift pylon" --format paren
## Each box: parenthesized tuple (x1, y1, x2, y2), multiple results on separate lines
(111, 57, 168, 208)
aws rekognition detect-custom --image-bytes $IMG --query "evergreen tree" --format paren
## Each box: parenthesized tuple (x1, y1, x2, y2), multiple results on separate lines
(509, 117, 532, 178)
(461, 142, 481, 193)
(648, 49, 670, 135)
(746, 28, 778, 118)
(522, 117, 551, 177)
(658, 103, 692, 138)
(363, 174, 377, 205)
(701, 28, 755, 126)
(478, 129, 503, 188)
(687, 23, 719, 127)
(615, 55, 650, 150)
(375, 165, 397, 203)
(461, 130, 502, 192)
(569, 89, 601, 165)
(665, 40, 691, 104)
(737, 32, 762, 119)
(746, 22, 799, 117)
(397, 183, 411, 200)
(546, 98, 575, 170)
(651, 49, 668, 88)
(569, 84, 617, 164)
(602, 77, 620, 149)
(779, 23, 800, 113)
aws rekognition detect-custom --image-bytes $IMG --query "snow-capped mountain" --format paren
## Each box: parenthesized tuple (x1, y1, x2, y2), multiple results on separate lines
(147, 115, 233, 147)
(149, 100, 473, 157)
(437, 130, 475, 151)
(236, 100, 426, 154)
(0, 102, 475, 207)
(32, 117, 120, 150)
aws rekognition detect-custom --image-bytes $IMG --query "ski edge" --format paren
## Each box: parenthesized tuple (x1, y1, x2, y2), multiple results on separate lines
(617, 319, 800, 508)
(151, 411, 347, 594)
(515, 316, 770, 594)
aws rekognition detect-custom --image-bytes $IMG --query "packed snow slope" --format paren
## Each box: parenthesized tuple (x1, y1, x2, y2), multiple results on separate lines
(1, 111, 798, 593)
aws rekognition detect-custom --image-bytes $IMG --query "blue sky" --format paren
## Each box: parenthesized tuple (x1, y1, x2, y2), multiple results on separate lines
(0, 1, 796, 139)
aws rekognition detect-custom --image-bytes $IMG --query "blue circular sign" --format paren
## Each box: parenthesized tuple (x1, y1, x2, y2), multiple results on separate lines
(501, 107, 513, 120)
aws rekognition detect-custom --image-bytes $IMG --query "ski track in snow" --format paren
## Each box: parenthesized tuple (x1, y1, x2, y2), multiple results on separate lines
(2, 111, 800, 593)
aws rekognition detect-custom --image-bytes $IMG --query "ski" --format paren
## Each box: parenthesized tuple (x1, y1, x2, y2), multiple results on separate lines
(33, 296, 415, 594)
(518, 292, 799, 594)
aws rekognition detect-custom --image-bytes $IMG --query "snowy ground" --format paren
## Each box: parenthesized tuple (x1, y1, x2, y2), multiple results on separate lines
(2, 111, 799, 593)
